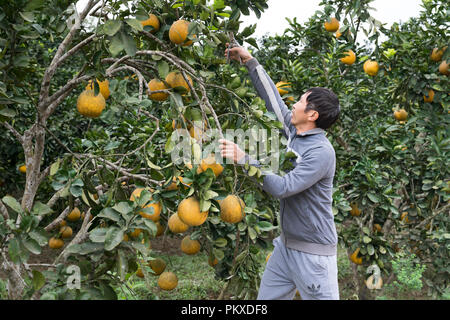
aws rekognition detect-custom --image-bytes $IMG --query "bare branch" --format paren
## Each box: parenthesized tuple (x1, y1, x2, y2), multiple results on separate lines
(140, 30, 169, 50)
(2, 122, 23, 144)
(38, 0, 99, 110)
(0, 199, 9, 220)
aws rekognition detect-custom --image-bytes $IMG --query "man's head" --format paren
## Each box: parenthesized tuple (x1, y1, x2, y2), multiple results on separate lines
(291, 87, 340, 131)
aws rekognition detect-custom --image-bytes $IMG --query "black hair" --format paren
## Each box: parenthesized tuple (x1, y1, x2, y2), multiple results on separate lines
(304, 87, 340, 130)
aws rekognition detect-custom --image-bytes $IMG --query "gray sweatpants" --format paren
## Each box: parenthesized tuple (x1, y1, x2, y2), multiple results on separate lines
(257, 237, 339, 300)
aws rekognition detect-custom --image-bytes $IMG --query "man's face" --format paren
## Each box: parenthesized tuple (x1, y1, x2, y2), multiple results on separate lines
(290, 92, 317, 126)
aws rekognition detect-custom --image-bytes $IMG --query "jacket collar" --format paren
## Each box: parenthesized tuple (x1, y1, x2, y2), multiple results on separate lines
(294, 128, 325, 137)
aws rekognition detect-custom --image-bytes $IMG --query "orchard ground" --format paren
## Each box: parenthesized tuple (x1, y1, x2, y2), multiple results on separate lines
(1, 229, 444, 300)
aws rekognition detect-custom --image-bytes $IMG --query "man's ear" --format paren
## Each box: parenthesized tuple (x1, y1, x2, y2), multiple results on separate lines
(309, 110, 319, 122)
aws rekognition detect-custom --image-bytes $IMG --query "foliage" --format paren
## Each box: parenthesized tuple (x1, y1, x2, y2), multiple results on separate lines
(0, 0, 448, 300)
(390, 252, 426, 293)
(251, 0, 449, 298)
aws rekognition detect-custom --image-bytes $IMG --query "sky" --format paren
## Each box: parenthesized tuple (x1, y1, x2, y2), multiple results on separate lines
(240, 0, 425, 39)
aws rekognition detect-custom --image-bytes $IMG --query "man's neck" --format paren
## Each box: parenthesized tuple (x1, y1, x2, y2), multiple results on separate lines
(295, 124, 317, 135)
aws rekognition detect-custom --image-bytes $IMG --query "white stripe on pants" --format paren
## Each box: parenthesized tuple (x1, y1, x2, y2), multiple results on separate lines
(257, 237, 339, 300)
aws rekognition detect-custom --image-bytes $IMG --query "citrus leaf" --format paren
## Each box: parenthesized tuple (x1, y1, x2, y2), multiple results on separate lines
(125, 18, 143, 31)
(103, 20, 122, 36)
(2, 195, 22, 214)
(23, 237, 41, 255)
(104, 227, 124, 251)
(32, 270, 45, 291)
(214, 238, 227, 247)
(31, 201, 53, 216)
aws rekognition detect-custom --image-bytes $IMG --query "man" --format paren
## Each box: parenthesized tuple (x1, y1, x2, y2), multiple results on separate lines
(219, 44, 341, 300)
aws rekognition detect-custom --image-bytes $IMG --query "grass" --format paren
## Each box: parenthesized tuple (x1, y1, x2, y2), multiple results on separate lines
(116, 240, 359, 300)
(117, 252, 226, 300)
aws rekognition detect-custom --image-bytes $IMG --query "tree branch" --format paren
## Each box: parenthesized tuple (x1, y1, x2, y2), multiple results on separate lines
(2, 122, 23, 144)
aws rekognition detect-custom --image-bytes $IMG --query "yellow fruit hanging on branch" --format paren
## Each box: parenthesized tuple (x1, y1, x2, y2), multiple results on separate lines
(158, 271, 178, 291)
(165, 71, 193, 93)
(324, 17, 339, 32)
(200, 154, 224, 177)
(180, 235, 201, 255)
(168, 213, 189, 234)
(219, 195, 245, 224)
(350, 202, 361, 217)
(60, 226, 73, 239)
(208, 256, 218, 267)
(149, 258, 167, 275)
(77, 90, 106, 118)
(48, 237, 64, 249)
(439, 60, 449, 75)
(67, 207, 81, 222)
(394, 109, 408, 122)
(130, 188, 162, 222)
(363, 60, 379, 76)
(340, 50, 356, 65)
(423, 89, 435, 103)
(148, 79, 169, 101)
(276, 81, 291, 96)
(86, 79, 110, 100)
(169, 19, 196, 46)
(430, 46, 447, 62)
(19, 165, 26, 173)
(140, 13, 160, 33)
(177, 197, 208, 227)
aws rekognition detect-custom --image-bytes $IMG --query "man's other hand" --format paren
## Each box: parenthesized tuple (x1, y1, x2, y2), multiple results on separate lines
(224, 43, 253, 64)
(219, 139, 246, 164)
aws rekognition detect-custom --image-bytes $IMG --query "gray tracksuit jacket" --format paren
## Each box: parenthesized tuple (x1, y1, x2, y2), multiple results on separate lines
(243, 58, 338, 256)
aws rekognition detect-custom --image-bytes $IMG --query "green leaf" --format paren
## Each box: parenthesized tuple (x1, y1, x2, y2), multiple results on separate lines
(98, 208, 122, 223)
(32, 270, 45, 291)
(169, 92, 184, 110)
(29, 230, 48, 246)
(214, 238, 227, 247)
(125, 19, 143, 32)
(367, 193, 379, 203)
(256, 221, 275, 232)
(112, 202, 133, 215)
(109, 34, 124, 56)
(103, 20, 122, 36)
(104, 227, 124, 251)
(367, 244, 375, 255)
(23, 237, 41, 255)
(0, 108, 17, 117)
(248, 166, 258, 177)
(157, 60, 170, 78)
(49, 159, 60, 176)
(120, 31, 137, 56)
(2, 195, 22, 214)
(248, 227, 257, 240)
(65, 242, 104, 255)
(89, 228, 107, 243)
(8, 238, 22, 264)
(24, 0, 45, 11)
(363, 236, 372, 244)
(200, 199, 211, 212)
(31, 201, 53, 216)
(19, 12, 35, 22)
(204, 190, 219, 200)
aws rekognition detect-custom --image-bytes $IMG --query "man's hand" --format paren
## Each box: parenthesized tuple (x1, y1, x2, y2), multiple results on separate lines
(219, 139, 246, 164)
(224, 43, 253, 64)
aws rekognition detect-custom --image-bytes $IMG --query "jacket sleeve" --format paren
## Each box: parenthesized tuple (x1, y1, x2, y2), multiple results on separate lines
(245, 58, 293, 138)
(262, 145, 333, 199)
